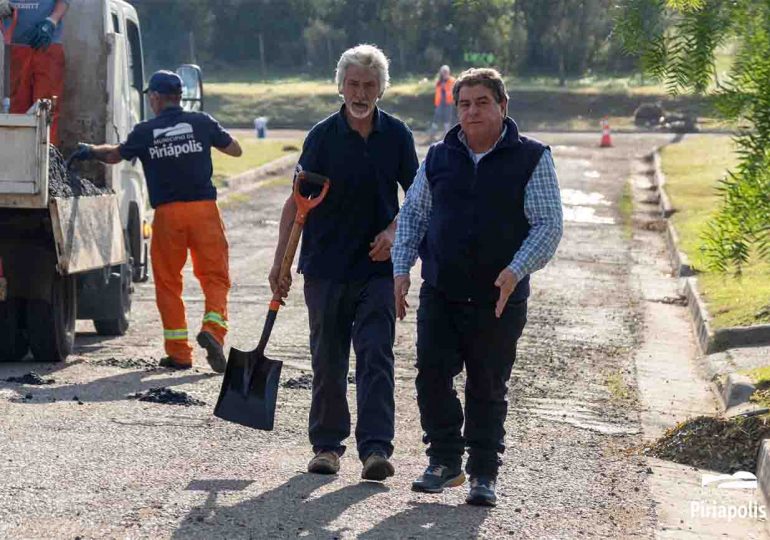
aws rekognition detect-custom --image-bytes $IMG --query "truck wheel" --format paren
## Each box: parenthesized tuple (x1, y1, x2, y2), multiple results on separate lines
(27, 274, 76, 363)
(93, 264, 131, 336)
(0, 299, 29, 362)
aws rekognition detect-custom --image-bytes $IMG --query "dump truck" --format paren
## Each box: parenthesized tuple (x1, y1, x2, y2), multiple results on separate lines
(0, 0, 203, 363)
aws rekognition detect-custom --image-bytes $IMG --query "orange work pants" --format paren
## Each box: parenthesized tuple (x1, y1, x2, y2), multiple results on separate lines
(10, 44, 65, 146)
(151, 200, 231, 364)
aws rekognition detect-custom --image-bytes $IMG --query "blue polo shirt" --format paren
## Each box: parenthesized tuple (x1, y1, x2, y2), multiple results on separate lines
(297, 106, 418, 281)
(119, 106, 233, 208)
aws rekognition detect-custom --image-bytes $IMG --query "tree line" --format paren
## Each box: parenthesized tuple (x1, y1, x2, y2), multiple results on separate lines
(129, 0, 642, 81)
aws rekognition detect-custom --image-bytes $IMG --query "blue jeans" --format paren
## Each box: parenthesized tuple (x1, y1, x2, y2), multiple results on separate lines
(303, 275, 396, 460)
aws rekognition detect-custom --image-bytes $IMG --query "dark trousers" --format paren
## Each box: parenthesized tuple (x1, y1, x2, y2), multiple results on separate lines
(303, 275, 396, 459)
(415, 282, 527, 478)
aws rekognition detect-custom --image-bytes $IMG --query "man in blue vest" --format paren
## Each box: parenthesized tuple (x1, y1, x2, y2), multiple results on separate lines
(392, 68, 563, 506)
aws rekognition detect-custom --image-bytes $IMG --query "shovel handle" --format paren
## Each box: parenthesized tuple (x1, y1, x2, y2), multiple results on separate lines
(268, 171, 331, 312)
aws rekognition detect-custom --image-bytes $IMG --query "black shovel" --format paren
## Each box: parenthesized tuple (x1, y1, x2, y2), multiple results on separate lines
(214, 171, 330, 430)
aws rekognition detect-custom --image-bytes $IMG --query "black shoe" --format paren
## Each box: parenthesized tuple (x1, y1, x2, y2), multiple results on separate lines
(411, 464, 465, 493)
(158, 356, 192, 370)
(361, 452, 395, 481)
(466, 476, 497, 507)
(196, 331, 226, 373)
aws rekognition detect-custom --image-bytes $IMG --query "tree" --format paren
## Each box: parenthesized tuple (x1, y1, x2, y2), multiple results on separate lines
(617, 0, 770, 273)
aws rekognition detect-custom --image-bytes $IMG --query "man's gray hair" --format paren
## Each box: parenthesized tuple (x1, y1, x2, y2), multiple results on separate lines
(335, 44, 390, 98)
(452, 68, 509, 105)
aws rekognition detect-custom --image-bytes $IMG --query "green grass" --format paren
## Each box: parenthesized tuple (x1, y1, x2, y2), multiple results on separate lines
(205, 75, 719, 131)
(619, 180, 633, 239)
(605, 370, 633, 402)
(212, 138, 300, 187)
(661, 136, 770, 329)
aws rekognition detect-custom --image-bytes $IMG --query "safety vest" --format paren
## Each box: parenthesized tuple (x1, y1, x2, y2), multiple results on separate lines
(434, 77, 455, 107)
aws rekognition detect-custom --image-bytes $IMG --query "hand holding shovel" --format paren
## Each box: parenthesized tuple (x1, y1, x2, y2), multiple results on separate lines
(214, 171, 330, 431)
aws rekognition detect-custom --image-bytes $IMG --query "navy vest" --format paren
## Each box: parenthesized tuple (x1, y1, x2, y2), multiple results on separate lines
(419, 118, 546, 303)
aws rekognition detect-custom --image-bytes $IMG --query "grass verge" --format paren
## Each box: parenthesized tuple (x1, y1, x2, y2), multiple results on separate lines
(205, 77, 719, 132)
(212, 138, 300, 188)
(661, 135, 770, 329)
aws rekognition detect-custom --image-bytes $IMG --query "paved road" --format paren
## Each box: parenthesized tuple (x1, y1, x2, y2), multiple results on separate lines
(0, 133, 684, 539)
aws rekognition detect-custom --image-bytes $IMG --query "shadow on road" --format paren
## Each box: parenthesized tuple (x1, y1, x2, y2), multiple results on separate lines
(172, 473, 490, 538)
(0, 364, 215, 404)
(173, 473, 392, 538)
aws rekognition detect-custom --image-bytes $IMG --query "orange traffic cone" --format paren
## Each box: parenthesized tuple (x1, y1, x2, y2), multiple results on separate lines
(600, 118, 613, 148)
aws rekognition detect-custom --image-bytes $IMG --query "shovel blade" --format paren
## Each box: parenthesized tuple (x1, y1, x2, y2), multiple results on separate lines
(214, 346, 282, 431)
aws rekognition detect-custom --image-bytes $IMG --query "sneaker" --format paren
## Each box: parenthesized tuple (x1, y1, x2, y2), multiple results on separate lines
(158, 356, 192, 370)
(361, 452, 395, 481)
(466, 476, 497, 507)
(307, 451, 340, 475)
(411, 464, 465, 493)
(196, 331, 226, 373)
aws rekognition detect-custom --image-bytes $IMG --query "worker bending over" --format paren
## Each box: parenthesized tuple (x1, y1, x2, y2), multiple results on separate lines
(0, 0, 70, 145)
(70, 70, 242, 372)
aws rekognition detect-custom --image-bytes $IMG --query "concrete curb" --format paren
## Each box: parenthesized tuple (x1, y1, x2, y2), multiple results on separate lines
(652, 148, 770, 354)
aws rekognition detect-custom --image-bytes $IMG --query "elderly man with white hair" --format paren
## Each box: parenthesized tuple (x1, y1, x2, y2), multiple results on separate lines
(269, 44, 418, 481)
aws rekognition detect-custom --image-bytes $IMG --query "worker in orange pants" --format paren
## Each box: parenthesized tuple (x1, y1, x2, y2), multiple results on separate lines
(151, 200, 231, 365)
(68, 71, 243, 372)
(2, 1, 70, 146)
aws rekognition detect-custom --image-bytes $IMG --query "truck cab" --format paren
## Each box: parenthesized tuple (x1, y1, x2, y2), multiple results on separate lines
(0, 0, 203, 363)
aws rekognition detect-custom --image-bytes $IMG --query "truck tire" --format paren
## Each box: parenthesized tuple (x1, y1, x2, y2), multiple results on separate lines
(93, 264, 131, 336)
(27, 274, 76, 363)
(0, 299, 29, 362)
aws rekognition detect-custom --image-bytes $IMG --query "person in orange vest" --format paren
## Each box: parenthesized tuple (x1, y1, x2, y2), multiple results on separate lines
(428, 65, 455, 141)
(68, 71, 243, 372)
(0, 0, 70, 146)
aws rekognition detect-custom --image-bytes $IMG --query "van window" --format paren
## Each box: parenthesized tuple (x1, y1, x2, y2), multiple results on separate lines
(111, 13, 121, 34)
(126, 20, 145, 121)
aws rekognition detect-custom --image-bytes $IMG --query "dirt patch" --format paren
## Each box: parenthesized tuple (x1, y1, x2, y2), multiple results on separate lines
(644, 415, 770, 473)
(282, 373, 312, 389)
(92, 357, 160, 371)
(4, 372, 56, 385)
(48, 146, 113, 198)
(129, 387, 206, 407)
(649, 295, 688, 306)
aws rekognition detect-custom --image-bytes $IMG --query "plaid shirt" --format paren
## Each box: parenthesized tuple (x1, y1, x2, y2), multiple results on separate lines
(393, 129, 563, 282)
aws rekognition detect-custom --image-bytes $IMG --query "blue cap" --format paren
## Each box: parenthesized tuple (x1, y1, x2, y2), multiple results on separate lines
(143, 70, 183, 95)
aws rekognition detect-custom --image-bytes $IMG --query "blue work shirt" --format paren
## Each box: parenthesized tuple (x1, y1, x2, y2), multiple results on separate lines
(297, 105, 419, 281)
(6, 0, 70, 45)
(119, 106, 233, 209)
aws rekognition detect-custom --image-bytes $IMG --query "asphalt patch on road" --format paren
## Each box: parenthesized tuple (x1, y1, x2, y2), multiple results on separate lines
(281, 372, 356, 389)
(48, 146, 113, 198)
(282, 373, 312, 389)
(129, 387, 206, 407)
(4, 372, 56, 385)
(92, 357, 160, 371)
(644, 415, 770, 473)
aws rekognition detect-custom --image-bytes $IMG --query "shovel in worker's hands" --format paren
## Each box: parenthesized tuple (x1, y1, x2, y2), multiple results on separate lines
(214, 171, 330, 431)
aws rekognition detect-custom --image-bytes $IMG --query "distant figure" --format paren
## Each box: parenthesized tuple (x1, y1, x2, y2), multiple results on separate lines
(428, 65, 455, 141)
(254, 116, 268, 138)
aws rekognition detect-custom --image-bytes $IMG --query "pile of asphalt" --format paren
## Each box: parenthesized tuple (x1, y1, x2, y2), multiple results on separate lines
(48, 146, 113, 198)
(645, 415, 770, 473)
(281, 373, 312, 389)
(4, 372, 55, 385)
(129, 387, 205, 407)
(92, 357, 159, 371)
